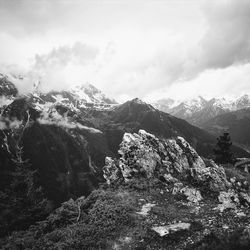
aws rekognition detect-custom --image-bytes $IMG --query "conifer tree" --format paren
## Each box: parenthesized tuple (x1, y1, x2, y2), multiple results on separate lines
(0, 111, 51, 236)
(213, 132, 235, 164)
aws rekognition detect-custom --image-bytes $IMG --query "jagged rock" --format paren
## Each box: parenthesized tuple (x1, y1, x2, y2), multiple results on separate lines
(118, 130, 162, 181)
(103, 157, 121, 185)
(172, 183, 202, 203)
(203, 159, 231, 192)
(152, 222, 191, 237)
(216, 190, 239, 212)
(172, 182, 184, 195)
(215, 189, 250, 212)
(163, 173, 178, 183)
(103, 130, 230, 194)
(176, 136, 207, 181)
(180, 187, 203, 203)
(239, 192, 250, 205)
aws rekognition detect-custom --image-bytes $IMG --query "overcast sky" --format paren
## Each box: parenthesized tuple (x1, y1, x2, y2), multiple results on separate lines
(0, 0, 250, 102)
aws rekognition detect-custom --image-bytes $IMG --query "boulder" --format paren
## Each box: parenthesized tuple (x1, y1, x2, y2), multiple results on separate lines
(103, 130, 230, 195)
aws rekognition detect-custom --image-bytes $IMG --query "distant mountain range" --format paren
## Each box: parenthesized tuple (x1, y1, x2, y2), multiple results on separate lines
(152, 95, 250, 152)
(152, 95, 250, 126)
(1, 72, 250, 242)
(1, 72, 250, 206)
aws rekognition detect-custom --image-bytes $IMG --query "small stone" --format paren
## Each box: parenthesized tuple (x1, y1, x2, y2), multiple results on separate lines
(215, 190, 239, 212)
(230, 177, 236, 183)
(180, 187, 203, 203)
(152, 222, 191, 237)
(163, 174, 178, 183)
(236, 211, 246, 217)
(136, 203, 156, 216)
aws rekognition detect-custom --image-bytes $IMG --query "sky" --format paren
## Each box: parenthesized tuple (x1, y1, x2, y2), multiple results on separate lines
(0, 0, 250, 102)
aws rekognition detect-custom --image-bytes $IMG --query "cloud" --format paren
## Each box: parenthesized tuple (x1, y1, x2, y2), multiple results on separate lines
(34, 42, 99, 70)
(0, 0, 250, 102)
(0, 0, 203, 100)
(0, 0, 75, 36)
(197, 0, 250, 70)
(146, 63, 250, 101)
(17, 34, 193, 100)
(145, 0, 250, 101)
(20, 42, 99, 93)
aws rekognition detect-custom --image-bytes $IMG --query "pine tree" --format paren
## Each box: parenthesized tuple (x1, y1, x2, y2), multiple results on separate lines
(213, 132, 235, 164)
(0, 111, 52, 236)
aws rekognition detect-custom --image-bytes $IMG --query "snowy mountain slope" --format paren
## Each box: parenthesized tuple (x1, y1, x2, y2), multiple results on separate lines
(0, 73, 19, 110)
(29, 83, 117, 113)
(0, 71, 117, 112)
(152, 95, 250, 126)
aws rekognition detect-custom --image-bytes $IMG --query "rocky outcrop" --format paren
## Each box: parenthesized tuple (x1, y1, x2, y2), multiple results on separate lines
(172, 184, 203, 203)
(103, 130, 231, 194)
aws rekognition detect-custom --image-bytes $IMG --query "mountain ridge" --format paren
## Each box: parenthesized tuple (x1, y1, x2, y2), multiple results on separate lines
(152, 94, 250, 126)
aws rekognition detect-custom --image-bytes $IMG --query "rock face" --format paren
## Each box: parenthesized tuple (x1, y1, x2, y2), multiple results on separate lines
(103, 130, 231, 193)
(0, 74, 18, 98)
(0, 74, 18, 111)
(103, 130, 250, 217)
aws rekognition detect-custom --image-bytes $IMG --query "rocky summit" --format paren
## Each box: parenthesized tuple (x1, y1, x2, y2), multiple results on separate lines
(2, 130, 250, 249)
(104, 130, 231, 193)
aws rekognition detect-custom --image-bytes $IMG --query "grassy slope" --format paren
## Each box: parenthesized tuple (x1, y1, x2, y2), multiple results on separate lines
(1, 177, 249, 250)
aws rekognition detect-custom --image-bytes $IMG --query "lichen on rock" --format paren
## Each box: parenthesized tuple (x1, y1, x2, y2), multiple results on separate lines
(103, 157, 121, 185)
(103, 130, 231, 196)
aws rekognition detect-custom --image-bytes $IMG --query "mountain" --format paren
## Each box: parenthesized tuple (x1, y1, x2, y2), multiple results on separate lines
(29, 82, 117, 113)
(152, 95, 250, 126)
(1, 80, 249, 201)
(90, 98, 250, 160)
(0, 77, 117, 207)
(2, 130, 250, 249)
(201, 108, 250, 152)
(0, 73, 18, 97)
(0, 73, 18, 111)
(1, 76, 250, 237)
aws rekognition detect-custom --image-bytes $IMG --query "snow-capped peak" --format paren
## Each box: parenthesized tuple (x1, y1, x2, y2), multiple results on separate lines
(211, 97, 234, 109)
(182, 96, 207, 109)
(151, 93, 250, 125)
(0, 73, 18, 98)
(70, 82, 116, 105)
(235, 94, 250, 109)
